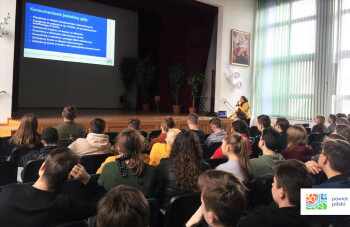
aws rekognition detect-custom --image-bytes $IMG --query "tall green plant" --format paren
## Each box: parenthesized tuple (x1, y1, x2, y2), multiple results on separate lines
(169, 62, 186, 105)
(187, 72, 205, 107)
(136, 57, 156, 103)
(119, 57, 137, 104)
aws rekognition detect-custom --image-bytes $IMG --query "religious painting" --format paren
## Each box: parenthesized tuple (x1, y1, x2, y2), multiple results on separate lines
(231, 29, 250, 66)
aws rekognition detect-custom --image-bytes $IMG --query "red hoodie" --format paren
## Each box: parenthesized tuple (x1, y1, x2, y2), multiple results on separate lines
(281, 145, 313, 162)
(211, 133, 252, 159)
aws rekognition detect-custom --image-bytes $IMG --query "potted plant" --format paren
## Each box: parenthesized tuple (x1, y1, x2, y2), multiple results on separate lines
(119, 57, 137, 110)
(136, 57, 156, 112)
(169, 62, 186, 114)
(187, 72, 205, 114)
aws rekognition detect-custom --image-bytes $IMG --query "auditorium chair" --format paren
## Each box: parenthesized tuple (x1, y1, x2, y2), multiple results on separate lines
(246, 176, 274, 209)
(80, 154, 111, 174)
(141, 130, 148, 138)
(249, 126, 259, 138)
(203, 141, 222, 159)
(104, 131, 119, 146)
(9, 146, 31, 166)
(204, 157, 228, 169)
(311, 141, 322, 156)
(163, 192, 201, 227)
(147, 198, 160, 227)
(0, 161, 17, 186)
(308, 132, 322, 144)
(21, 159, 45, 183)
(0, 136, 12, 161)
(148, 130, 161, 142)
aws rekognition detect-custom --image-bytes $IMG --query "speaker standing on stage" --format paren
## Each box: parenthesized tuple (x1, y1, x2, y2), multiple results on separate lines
(230, 96, 251, 126)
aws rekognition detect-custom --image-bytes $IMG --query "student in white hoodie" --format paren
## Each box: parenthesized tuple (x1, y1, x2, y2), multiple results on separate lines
(69, 118, 111, 156)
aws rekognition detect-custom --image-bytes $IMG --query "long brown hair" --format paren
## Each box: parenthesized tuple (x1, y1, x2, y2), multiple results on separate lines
(169, 130, 203, 192)
(9, 113, 40, 149)
(286, 125, 308, 150)
(223, 132, 253, 183)
(115, 129, 144, 176)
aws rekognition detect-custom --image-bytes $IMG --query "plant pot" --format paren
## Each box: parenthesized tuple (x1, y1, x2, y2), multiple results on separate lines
(189, 107, 196, 114)
(142, 103, 150, 112)
(173, 105, 181, 115)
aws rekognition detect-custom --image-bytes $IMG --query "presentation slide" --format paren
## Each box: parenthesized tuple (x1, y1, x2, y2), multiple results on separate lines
(23, 2, 115, 66)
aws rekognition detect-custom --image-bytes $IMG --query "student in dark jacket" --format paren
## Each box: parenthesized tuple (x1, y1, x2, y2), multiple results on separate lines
(239, 160, 318, 227)
(0, 147, 106, 227)
(251, 115, 271, 158)
(19, 127, 59, 167)
(154, 130, 210, 211)
(274, 117, 290, 152)
(187, 113, 206, 144)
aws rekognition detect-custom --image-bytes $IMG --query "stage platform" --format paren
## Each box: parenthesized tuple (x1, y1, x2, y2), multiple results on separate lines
(0, 108, 234, 137)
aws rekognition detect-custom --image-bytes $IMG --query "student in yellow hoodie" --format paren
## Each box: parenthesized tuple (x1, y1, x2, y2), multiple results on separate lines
(149, 128, 181, 166)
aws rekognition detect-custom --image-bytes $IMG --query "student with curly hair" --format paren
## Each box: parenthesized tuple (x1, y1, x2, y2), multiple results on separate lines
(154, 130, 210, 211)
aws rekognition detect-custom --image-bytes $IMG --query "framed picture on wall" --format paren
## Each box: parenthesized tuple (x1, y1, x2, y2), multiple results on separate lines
(231, 29, 250, 66)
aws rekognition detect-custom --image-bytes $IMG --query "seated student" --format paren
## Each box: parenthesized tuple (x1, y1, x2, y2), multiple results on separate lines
(334, 124, 350, 143)
(19, 127, 59, 167)
(127, 117, 149, 148)
(154, 130, 210, 211)
(234, 111, 251, 137)
(9, 113, 42, 151)
(98, 129, 155, 197)
(250, 127, 284, 179)
(212, 119, 252, 159)
(328, 114, 337, 133)
(336, 117, 349, 126)
(281, 126, 313, 162)
(97, 185, 149, 227)
(274, 117, 290, 152)
(313, 138, 350, 188)
(311, 114, 328, 133)
(239, 160, 316, 227)
(215, 132, 253, 184)
(251, 115, 271, 158)
(54, 106, 86, 146)
(204, 117, 226, 148)
(187, 113, 206, 144)
(0, 147, 106, 227)
(186, 170, 247, 227)
(69, 118, 111, 156)
(148, 116, 175, 150)
(149, 128, 181, 166)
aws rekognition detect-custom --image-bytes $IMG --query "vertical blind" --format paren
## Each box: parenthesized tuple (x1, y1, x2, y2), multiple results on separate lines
(253, 0, 344, 120)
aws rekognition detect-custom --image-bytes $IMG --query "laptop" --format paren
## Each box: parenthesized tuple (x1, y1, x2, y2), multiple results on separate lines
(218, 111, 227, 118)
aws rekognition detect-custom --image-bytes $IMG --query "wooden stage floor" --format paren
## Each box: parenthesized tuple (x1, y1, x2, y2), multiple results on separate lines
(11, 108, 232, 134)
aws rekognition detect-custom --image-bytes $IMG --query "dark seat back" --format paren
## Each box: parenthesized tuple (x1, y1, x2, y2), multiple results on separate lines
(308, 132, 322, 144)
(163, 192, 201, 227)
(204, 142, 222, 159)
(0, 161, 17, 186)
(21, 159, 45, 183)
(0, 136, 12, 161)
(9, 147, 31, 166)
(249, 126, 259, 138)
(80, 154, 111, 174)
(248, 176, 274, 208)
(104, 131, 119, 146)
(149, 130, 161, 141)
(148, 198, 160, 227)
(205, 157, 228, 169)
(311, 141, 322, 156)
(141, 131, 148, 138)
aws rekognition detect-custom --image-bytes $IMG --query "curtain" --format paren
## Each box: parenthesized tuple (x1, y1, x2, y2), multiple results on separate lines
(254, 0, 338, 120)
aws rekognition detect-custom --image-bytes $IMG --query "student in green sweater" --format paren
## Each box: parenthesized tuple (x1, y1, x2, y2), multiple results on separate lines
(250, 127, 285, 179)
(98, 129, 155, 198)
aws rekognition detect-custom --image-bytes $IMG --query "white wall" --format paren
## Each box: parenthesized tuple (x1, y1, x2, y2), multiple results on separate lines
(0, 0, 16, 123)
(197, 0, 256, 116)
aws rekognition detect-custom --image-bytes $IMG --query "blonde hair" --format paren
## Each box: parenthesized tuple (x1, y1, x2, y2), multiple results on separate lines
(222, 132, 253, 183)
(286, 125, 308, 150)
(166, 128, 181, 147)
(315, 114, 326, 125)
